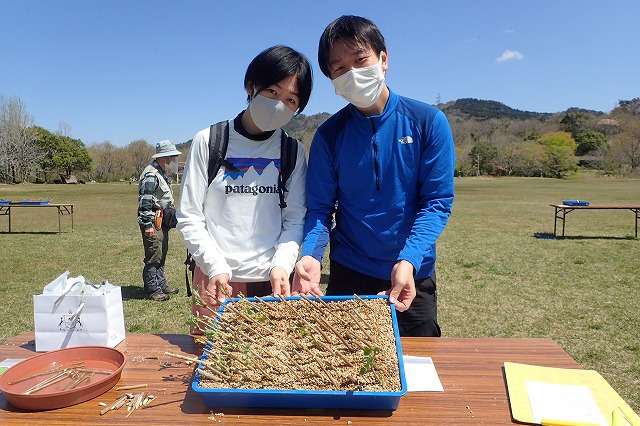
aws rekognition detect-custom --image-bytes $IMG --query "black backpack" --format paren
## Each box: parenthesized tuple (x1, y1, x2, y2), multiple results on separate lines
(184, 120, 299, 296)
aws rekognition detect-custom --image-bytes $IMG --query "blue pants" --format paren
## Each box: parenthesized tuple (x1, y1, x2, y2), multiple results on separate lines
(141, 226, 169, 295)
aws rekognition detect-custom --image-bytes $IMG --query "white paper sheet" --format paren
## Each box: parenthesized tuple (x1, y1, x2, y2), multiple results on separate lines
(402, 355, 444, 392)
(525, 380, 607, 425)
(0, 358, 24, 375)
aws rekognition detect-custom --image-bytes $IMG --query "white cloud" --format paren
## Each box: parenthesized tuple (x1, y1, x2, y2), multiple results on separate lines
(496, 50, 524, 63)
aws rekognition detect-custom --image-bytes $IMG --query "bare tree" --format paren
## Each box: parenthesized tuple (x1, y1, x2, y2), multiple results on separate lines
(57, 120, 72, 137)
(126, 139, 154, 178)
(0, 96, 42, 183)
(608, 121, 640, 173)
(87, 141, 119, 181)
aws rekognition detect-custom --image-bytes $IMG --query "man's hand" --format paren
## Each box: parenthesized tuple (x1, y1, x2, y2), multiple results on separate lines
(144, 227, 155, 238)
(203, 273, 232, 306)
(378, 260, 416, 312)
(292, 255, 323, 296)
(269, 266, 291, 297)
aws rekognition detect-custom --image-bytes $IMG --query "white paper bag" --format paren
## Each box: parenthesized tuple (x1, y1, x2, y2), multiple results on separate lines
(33, 271, 126, 352)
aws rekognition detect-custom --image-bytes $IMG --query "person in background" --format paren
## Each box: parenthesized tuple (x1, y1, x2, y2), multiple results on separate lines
(293, 15, 455, 337)
(138, 140, 181, 301)
(177, 45, 312, 331)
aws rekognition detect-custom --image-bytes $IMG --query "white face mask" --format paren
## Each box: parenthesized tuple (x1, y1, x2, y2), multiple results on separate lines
(167, 159, 178, 174)
(332, 54, 385, 108)
(248, 93, 295, 131)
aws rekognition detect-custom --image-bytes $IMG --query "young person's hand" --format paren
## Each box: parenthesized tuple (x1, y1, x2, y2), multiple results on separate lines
(269, 266, 291, 297)
(379, 260, 416, 312)
(204, 273, 232, 305)
(292, 256, 323, 296)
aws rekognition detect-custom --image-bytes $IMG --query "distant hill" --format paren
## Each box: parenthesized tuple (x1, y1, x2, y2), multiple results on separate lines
(175, 113, 331, 156)
(440, 98, 553, 121)
(175, 99, 606, 153)
(283, 112, 331, 135)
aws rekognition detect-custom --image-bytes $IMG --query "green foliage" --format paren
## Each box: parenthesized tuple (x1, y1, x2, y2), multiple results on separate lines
(575, 130, 607, 155)
(359, 347, 381, 375)
(469, 141, 499, 175)
(443, 98, 551, 121)
(33, 126, 92, 178)
(539, 131, 577, 149)
(538, 132, 578, 178)
(289, 323, 309, 337)
(615, 98, 640, 115)
(560, 111, 590, 138)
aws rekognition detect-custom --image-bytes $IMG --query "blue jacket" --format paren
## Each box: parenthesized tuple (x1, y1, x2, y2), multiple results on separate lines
(301, 89, 455, 280)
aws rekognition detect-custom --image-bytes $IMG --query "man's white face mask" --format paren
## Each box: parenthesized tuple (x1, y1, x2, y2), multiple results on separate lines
(167, 159, 178, 174)
(331, 54, 385, 108)
(248, 93, 295, 131)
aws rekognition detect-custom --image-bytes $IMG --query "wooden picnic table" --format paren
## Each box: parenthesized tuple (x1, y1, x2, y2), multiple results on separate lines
(0, 332, 584, 425)
(0, 203, 74, 234)
(550, 204, 640, 238)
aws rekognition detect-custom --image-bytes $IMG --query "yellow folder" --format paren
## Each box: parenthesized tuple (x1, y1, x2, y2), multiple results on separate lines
(503, 362, 639, 426)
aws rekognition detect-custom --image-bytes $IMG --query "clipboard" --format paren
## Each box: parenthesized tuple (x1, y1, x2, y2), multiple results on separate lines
(503, 362, 639, 425)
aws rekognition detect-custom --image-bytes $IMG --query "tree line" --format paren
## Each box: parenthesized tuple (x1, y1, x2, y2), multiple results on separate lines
(1, 95, 639, 184)
(0, 96, 182, 184)
(443, 98, 640, 178)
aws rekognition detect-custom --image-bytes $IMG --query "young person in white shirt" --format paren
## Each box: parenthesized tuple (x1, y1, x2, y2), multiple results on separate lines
(177, 45, 312, 331)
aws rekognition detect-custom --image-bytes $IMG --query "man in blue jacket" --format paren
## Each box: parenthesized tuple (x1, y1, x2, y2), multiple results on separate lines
(293, 15, 455, 336)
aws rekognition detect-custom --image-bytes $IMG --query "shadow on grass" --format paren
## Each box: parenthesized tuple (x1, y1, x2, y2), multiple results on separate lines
(120, 285, 147, 300)
(0, 231, 63, 235)
(556, 235, 636, 240)
(532, 232, 636, 240)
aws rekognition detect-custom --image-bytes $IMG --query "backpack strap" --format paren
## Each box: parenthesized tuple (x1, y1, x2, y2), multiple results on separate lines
(184, 121, 230, 297)
(207, 121, 233, 187)
(278, 130, 298, 209)
(184, 250, 195, 297)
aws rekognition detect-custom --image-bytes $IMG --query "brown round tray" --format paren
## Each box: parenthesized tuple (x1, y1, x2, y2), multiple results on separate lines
(0, 346, 125, 411)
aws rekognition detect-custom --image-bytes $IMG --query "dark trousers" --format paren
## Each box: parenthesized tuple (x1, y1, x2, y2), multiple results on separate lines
(326, 259, 441, 337)
(141, 226, 169, 295)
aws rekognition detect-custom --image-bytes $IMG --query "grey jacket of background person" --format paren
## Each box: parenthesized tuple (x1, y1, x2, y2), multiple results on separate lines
(138, 163, 174, 229)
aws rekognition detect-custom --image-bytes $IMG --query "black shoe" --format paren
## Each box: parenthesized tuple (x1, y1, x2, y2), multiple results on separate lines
(162, 285, 179, 295)
(146, 291, 170, 301)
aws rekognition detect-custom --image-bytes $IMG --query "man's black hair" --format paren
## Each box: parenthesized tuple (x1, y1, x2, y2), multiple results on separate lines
(243, 45, 313, 114)
(318, 15, 387, 78)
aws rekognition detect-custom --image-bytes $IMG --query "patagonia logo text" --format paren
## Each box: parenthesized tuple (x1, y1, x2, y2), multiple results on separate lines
(225, 184, 278, 196)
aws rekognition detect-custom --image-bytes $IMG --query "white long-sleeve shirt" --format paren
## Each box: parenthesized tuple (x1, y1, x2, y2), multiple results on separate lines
(177, 120, 307, 282)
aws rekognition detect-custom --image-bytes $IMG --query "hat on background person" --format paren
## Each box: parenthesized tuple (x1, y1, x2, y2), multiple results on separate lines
(152, 140, 181, 159)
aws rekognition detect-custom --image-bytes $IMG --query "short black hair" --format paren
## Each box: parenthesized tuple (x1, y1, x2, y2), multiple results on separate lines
(243, 45, 313, 114)
(318, 15, 386, 78)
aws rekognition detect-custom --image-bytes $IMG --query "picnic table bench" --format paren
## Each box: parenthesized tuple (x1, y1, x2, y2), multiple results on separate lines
(0, 332, 586, 425)
(550, 204, 640, 238)
(0, 203, 74, 234)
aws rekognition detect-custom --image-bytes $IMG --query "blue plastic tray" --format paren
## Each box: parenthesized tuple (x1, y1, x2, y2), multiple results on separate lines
(192, 295, 407, 410)
(562, 200, 589, 206)
(20, 201, 51, 205)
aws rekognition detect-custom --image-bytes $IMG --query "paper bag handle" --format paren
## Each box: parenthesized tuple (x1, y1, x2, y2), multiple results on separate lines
(68, 302, 85, 323)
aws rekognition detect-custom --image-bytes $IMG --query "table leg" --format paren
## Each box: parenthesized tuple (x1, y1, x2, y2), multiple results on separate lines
(58, 206, 62, 234)
(553, 207, 568, 237)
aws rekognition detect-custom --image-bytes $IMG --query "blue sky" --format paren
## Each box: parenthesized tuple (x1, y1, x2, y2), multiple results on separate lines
(1, 1, 639, 147)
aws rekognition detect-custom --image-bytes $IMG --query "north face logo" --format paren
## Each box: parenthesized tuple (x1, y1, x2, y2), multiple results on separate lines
(399, 136, 414, 144)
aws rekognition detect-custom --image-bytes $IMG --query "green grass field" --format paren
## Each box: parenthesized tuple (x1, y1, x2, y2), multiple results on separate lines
(0, 171, 638, 412)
